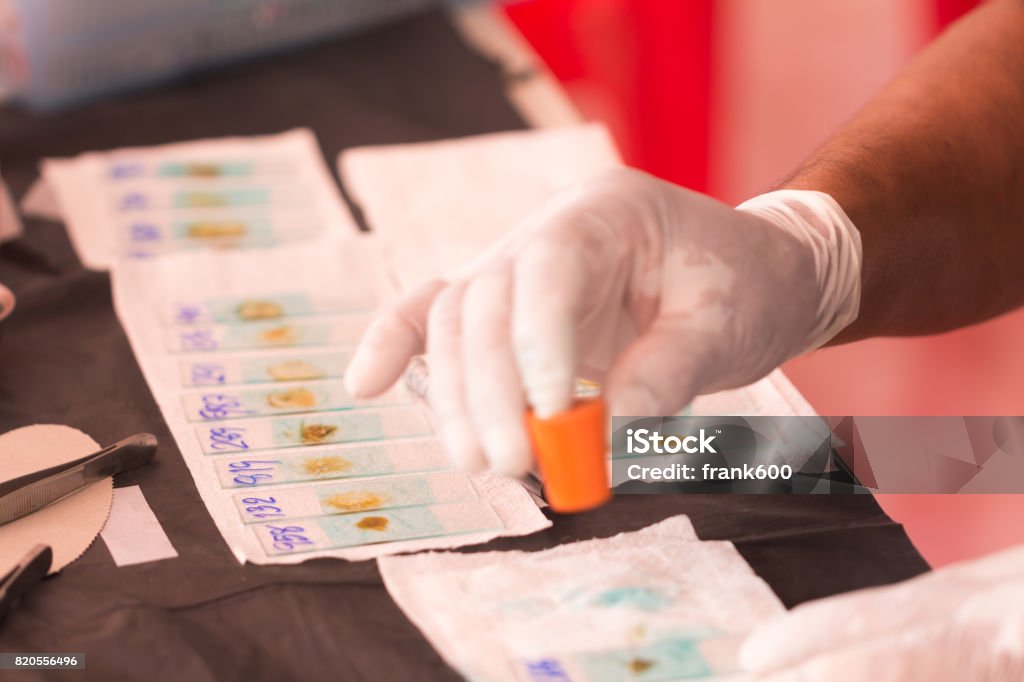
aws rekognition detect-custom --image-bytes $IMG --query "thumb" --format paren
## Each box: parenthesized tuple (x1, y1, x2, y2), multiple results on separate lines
(604, 319, 714, 417)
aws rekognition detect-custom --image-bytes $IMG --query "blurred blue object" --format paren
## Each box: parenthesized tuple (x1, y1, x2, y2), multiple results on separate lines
(0, 0, 436, 110)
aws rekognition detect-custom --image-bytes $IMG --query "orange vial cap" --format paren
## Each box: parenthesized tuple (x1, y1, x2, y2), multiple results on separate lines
(525, 398, 611, 513)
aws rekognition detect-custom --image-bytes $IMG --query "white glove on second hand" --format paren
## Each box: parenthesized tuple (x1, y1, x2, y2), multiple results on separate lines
(741, 545, 1024, 681)
(343, 167, 862, 475)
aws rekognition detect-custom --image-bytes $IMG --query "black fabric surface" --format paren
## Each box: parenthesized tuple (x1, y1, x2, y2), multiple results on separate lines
(0, 9, 929, 681)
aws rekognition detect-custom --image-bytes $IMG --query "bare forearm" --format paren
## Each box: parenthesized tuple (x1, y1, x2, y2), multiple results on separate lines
(783, 0, 1024, 341)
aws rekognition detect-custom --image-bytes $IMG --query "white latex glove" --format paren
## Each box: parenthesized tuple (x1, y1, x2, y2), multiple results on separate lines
(741, 545, 1024, 681)
(344, 167, 861, 475)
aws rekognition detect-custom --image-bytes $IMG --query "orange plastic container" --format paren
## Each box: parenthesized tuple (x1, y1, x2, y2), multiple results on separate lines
(525, 398, 611, 513)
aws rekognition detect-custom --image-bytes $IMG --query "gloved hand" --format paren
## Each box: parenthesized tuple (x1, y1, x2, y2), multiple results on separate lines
(741, 545, 1024, 681)
(344, 167, 862, 475)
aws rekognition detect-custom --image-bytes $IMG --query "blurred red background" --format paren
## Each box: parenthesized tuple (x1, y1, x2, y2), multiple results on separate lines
(504, 0, 1024, 569)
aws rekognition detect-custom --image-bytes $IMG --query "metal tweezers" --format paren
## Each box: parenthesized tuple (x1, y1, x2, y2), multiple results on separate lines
(0, 433, 158, 623)
(0, 544, 51, 623)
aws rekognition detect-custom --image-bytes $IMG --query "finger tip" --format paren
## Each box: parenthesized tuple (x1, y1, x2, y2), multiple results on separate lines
(440, 423, 487, 473)
(607, 385, 660, 418)
(343, 375, 364, 398)
(738, 624, 795, 677)
(343, 364, 374, 399)
(526, 386, 574, 420)
(344, 345, 397, 398)
(452, 453, 486, 473)
(737, 634, 768, 673)
(481, 427, 533, 479)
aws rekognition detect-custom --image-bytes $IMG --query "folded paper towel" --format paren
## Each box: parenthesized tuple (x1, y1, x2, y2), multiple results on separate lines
(379, 515, 784, 681)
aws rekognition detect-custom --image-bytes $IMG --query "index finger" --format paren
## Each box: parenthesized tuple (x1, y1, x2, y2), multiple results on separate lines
(344, 279, 446, 398)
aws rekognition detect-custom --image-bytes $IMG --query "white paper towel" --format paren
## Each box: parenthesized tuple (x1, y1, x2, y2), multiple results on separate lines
(112, 232, 551, 563)
(340, 123, 623, 290)
(380, 515, 784, 681)
(42, 128, 349, 270)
